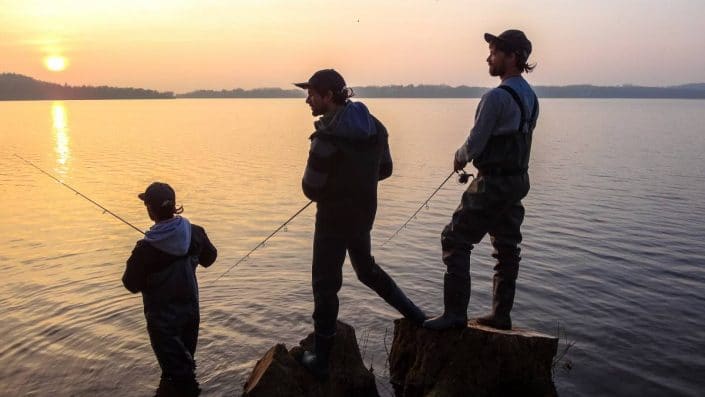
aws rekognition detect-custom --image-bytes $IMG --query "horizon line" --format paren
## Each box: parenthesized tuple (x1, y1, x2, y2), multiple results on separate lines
(2, 72, 704, 95)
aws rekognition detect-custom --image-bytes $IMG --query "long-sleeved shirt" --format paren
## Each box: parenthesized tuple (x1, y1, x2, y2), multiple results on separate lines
(455, 75, 539, 165)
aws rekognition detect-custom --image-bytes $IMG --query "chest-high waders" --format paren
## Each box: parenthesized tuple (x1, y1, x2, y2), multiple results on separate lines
(424, 85, 538, 331)
(299, 133, 427, 381)
(144, 255, 201, 395)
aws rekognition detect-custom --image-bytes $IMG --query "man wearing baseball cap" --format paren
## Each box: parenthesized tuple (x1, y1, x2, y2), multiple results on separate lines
(123, 182, 217, 395)
(294, 69, 426, 380)
(424, 30, 539, 331)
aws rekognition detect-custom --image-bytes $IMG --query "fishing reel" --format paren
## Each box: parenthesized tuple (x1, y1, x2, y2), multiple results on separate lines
(457, 169, 473, 184)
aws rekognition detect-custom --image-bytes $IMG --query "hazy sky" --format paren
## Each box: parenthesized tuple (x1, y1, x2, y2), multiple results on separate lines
(2, 0, 704, 92)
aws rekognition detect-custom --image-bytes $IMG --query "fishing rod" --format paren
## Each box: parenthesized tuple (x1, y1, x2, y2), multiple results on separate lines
(212, 200, 314, 283)
(380, 169, 471, 247)
(14, 153, 145, 235)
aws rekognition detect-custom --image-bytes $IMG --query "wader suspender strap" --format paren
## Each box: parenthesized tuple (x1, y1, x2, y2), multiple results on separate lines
(498, 85, 538, 134)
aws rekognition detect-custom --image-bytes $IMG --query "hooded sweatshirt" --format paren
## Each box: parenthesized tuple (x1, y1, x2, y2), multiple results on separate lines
(302, 100, 393, 233)
(144, 216, 192, 256)
(123, 216, 217, 295)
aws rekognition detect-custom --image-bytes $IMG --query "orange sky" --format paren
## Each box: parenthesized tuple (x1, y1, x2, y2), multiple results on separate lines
(2, 0, 704, 92)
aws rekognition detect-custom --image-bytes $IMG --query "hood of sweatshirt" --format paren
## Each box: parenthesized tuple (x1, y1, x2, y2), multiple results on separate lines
(143, 216, 192, 256)
(314, 101, 377, 141)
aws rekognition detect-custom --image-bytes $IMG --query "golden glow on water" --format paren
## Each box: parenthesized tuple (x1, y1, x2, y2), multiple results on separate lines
(2, 99, 704, 396)
(52, 102, 70, 167)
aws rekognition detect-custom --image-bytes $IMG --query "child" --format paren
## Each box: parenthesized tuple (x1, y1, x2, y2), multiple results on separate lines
(123, 182, 216, 396)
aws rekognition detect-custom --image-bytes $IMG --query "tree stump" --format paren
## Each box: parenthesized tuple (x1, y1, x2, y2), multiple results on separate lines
(389, 319, 558, 397)
(242, 321, 379, 397)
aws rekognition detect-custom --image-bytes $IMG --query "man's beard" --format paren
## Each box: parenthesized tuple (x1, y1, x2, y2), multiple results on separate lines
(489, 64, 504, 77)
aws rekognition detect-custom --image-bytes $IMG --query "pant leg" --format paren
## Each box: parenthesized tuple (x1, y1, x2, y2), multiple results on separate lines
(488, 201, 524, 285)
(182, 310, 199, 363)
(348, 230, 426, 322)
(147, 320, 196, 382)
(441, 177, 498, 277)
(347, 230, 395, 298)
(311, 227, 348, 336)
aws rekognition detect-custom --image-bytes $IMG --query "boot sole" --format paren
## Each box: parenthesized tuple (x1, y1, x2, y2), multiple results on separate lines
(475, 319, 511, 330)
(423, 319, 468, 330)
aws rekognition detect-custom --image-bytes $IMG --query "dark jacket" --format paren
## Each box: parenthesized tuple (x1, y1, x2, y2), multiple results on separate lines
(301, 101, 392, 233)
(123, 216, 216, 324)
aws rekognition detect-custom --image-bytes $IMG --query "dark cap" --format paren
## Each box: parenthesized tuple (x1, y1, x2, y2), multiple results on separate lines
(294, 69, 346, 94)
(138, 182, 175, 209)
(484, 29, 532, 58)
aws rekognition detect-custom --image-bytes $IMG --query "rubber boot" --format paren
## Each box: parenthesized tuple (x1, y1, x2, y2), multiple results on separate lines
(298, 332, 335, 381)
(476, 274, 515, 330)
(155, 377, 176, 397)
(423, 272, 470, 330)
(155, 376, 200, 397)
(384, 282, 427, 325)
(358, 257, 427, 325)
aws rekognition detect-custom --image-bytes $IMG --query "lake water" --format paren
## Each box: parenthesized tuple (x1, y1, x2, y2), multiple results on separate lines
(1, 98, 704, 396)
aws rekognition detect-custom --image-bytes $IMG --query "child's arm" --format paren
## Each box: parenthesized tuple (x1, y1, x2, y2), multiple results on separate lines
(192, 225, 217, 268)
(122, 241, 149, 293)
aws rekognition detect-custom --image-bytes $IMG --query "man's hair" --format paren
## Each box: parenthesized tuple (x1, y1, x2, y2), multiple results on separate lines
(494, 41, 536, 73)
(313, 86, 355, 105)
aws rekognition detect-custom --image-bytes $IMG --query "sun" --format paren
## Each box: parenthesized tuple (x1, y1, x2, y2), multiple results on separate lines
(44, 56, 68, 72)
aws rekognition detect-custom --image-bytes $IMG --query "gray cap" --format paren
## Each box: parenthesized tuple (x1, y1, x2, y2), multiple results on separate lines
(294, 69, 346, 94)
(484, 29, 532, 58)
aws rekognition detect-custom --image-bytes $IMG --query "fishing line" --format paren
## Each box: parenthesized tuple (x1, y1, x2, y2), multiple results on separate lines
(14, 153, 145, 235)
(212, 200, 314, 284)
(380, 169, 471, 247)
(17, 152, 468, 277)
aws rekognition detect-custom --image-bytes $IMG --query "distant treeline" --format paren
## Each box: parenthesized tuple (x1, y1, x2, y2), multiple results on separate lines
(177, 88, 302, 98)
(357, 84, 705, 99)
(3, 73, 705, 100)
(0, 73, 174, 100)
(355, 85, 487, 98)
(534, 84, 705, 99)
(181, 84, 705, 99)
(178, 85, 489, 98)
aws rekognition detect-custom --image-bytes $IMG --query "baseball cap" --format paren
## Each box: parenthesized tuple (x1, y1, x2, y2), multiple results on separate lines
(484, 29, 532, 58)
(294, 69, 346, 93)
(138, 182, 175, 209)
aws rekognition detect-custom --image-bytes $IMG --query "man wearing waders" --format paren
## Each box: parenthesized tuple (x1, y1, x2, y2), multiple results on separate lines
(123, 182, 217, 396)
(424, 30, 539, 331)
(294, 69, 426, 379)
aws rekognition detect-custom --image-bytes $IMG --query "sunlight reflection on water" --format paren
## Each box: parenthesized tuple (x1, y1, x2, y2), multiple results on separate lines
(1, 98, 704, 397)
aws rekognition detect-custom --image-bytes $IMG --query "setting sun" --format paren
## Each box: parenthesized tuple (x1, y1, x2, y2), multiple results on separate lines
(44, 56, 67, 72)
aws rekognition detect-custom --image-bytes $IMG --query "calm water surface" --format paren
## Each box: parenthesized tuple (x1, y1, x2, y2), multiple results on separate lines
(1, 98, 704, 396)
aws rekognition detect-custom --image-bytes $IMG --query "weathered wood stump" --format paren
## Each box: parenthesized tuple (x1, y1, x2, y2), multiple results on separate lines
(242, 321, 379, 397)
(390, 319, 558, 397)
